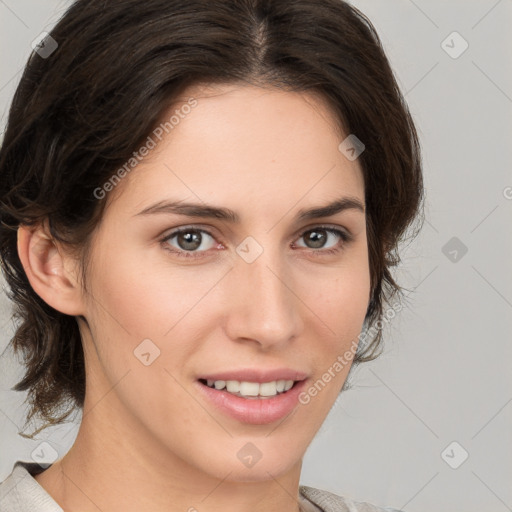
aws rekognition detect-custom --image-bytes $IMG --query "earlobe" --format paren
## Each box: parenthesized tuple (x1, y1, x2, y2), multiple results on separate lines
(17, 223, 85, 316)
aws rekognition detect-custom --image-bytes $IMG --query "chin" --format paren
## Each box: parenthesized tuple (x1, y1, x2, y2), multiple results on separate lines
(224, 444, 302, 482)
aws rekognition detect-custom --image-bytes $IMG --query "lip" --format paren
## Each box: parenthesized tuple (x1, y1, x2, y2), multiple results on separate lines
(196, 377, 308, 424)
(197, 368, 309, 383)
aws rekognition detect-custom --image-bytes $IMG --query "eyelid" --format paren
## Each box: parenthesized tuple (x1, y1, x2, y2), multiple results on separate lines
(160, 225, 221, 258)
(291, 224, 352, 251)
(160, 223, 352, 241)
(294, 223, 352, 239)
(159, 223, 352, 258)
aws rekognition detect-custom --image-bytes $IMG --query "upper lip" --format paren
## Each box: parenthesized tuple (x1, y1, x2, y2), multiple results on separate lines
(198, 368, 309, 383)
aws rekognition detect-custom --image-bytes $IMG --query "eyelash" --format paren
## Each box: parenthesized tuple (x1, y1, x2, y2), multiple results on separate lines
(160, 225, 352, 260)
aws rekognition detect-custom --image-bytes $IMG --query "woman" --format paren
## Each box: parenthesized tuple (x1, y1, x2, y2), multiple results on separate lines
(0, 0, 423, 510)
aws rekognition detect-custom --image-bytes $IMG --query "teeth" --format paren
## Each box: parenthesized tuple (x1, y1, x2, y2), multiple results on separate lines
(226, 380, 240, 393)
(239, 381, 260, 396)
(204, 379, 296, 397)
(259, 381, 278, 397)
(214, 380, 226, 390)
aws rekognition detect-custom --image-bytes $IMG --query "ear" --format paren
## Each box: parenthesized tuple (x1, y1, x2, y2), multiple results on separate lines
(17, 222, 85, 316)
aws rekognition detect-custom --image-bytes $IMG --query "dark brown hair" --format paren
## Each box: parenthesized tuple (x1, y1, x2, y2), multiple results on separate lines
(0, 0, 423, 435)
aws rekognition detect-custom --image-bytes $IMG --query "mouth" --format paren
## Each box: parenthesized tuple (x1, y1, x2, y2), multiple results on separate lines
(198, 378, 300, 399)
(195, 374, 309, 424)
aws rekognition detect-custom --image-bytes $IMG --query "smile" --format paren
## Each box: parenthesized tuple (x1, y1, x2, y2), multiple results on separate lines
(196, 376, 308, 424)
(199, 378, 296, 399)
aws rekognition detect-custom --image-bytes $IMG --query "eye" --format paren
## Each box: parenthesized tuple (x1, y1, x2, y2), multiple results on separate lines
(293, 226, 350, 254)
(161, 227, 219, 258)
(160, 224, 351, 260)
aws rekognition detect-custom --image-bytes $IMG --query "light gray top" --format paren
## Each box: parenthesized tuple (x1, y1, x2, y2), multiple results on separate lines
(0, 461, 404, 512)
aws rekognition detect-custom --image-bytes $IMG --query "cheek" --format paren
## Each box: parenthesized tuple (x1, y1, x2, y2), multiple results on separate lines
(88, 238, 220, 339)
(297, 264, 370, 414)
(82, 247, 204, 421)
(83, 242, 228, 401)
(304, 254, 370, 332)
(298, 251, 370, 375)
(86, 229, 370, 367)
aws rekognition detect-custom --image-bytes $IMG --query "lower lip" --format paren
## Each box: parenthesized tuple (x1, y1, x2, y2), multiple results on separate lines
(196, 379, 308, 425)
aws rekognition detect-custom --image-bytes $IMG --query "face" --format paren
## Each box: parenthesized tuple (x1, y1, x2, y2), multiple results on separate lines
(77, 83, 370, 482)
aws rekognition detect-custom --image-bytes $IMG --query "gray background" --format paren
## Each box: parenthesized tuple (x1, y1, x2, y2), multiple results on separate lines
(1, 1, 511, 511)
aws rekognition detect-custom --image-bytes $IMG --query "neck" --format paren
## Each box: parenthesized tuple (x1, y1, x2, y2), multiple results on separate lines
(35, 390, 305, 512)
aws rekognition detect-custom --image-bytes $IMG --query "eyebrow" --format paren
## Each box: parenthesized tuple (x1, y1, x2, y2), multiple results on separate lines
(134, 196, 365, 222)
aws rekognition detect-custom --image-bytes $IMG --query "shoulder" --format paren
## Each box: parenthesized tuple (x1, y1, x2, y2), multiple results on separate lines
(299, 484, 405, 512)
(0, 461, 63, 512)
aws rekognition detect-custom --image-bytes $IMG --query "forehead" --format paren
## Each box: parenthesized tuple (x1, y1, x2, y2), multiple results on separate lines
(104, 83, 364, 220)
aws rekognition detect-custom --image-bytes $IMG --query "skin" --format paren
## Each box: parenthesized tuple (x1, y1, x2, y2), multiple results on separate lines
(18, 82, 370, 512)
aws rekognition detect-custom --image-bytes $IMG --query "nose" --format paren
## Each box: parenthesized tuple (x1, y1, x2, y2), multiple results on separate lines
(223, 244, 304, 350)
